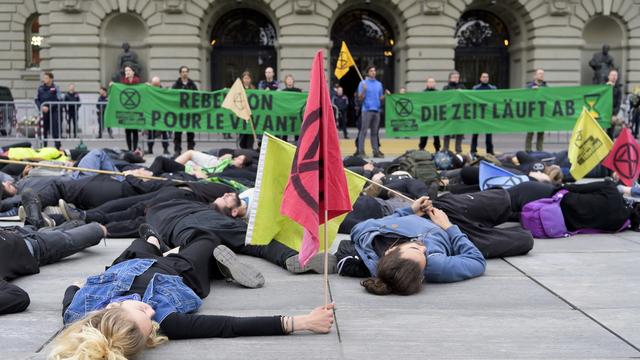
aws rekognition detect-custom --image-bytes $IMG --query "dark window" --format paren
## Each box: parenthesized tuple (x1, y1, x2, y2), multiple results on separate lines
(455, 10, 510, 89)
(26, 14, 41, 69)
(210, 9, 277, 90)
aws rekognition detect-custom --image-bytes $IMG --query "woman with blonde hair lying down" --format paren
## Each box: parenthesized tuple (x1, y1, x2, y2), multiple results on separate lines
(49, 225, 334, 360)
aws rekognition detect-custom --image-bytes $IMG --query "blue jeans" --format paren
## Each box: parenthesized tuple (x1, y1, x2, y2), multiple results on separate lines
(72, 149, 124, 181)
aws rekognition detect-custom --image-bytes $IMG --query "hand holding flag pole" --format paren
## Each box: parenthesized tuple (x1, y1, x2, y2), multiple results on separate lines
(222, 78, 258, 148)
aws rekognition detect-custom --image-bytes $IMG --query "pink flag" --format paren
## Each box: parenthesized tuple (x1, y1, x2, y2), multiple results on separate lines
(280, 50, 352, 265)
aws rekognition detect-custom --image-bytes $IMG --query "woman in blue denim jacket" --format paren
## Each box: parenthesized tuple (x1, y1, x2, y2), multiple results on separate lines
(351, 196, 486, 296)
(49, 226, 334, 360)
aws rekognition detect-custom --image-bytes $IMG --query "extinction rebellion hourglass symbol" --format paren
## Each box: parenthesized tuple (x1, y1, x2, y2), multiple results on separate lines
(583, 93, 601, 121)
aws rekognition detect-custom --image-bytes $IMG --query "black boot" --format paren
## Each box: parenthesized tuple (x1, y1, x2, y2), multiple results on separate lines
(21, 189, 54, 229)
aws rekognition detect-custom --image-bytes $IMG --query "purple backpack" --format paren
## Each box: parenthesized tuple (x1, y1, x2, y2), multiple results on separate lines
(520, 189, 630, 238)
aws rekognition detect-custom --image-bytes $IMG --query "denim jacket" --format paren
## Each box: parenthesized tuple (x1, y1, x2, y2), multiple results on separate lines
(63, 259, 202, 325)
(350, 207, 486, 283)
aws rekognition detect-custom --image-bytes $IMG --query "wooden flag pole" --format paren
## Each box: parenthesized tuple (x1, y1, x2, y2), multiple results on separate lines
(0, 159, 182, 183)
(248, 115, 259, 148)
(323, 209, 329, 307)
(353, 65, 364, 82)
(324, 211, 342, 343)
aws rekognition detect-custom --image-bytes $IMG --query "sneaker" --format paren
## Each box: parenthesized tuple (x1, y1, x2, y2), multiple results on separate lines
(18, 205, 25, 222)
(285, 253, 337, 274)
(213, 245, 265, 288)
(59, 199, 85, 221)
(353, 151, 367, 158)
(373, 150, 385, 158)
(21, 189, 54, 229)
(44, 206, 64, 217)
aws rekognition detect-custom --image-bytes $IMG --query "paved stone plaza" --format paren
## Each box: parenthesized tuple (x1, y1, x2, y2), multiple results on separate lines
(2, 230, 639, 359)
(0, 135, 639, 359)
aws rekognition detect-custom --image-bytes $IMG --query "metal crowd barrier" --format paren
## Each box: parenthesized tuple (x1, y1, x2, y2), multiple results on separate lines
(0, 100, 41, 140)
(2, 99, 572, 150)
(36, 100, 236, 150)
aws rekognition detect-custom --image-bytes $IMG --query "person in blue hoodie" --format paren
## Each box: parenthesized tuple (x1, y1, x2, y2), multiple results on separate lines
(351, 196, 486, 295)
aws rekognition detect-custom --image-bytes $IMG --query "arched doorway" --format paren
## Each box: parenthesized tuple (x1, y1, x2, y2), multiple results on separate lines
(581, 16, 626, 85)
(331, 9, 395, 126)
(455, 10, 510, 89)
(210, 9, 277, 90)
(100, 13, 148, 85)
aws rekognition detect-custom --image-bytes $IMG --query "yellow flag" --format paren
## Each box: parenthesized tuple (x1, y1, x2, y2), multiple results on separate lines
(221, 78, 252, 121)
(334, 41, 357, 79)
(568, 107, 613, 180)
(245, 134, 367, 251)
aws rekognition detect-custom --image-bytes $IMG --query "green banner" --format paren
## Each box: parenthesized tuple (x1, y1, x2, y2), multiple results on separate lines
(104, 83, 307, 135)
(385, 85, 613, 137)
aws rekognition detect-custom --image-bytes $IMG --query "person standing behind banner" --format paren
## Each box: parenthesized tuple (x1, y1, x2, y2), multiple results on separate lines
(333, 86, 349, 139)
(356, 65, 386, 158)
(606, 69, 623, 139)
(96, 86, 111, 139)
(471, 73, 496, 155)
(239, 70, 256, 149)
(63, 84, 80, 139)
(280, 74, 302, 143)
(442, 71, 465, 154)
(525, 69, 547, 152)
(172, 66, 198, 155)
(147, 76, 170, 156)
(258, 66, 279, 91)
(120, 65, 141, 152)
(418, 77, 440, 152)
(35, 71, 63, 149)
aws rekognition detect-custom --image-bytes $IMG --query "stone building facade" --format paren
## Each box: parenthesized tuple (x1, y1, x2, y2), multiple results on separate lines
(1, 0, 639, 102)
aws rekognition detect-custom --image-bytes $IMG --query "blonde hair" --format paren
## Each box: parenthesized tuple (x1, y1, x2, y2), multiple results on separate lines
(48, 307, 167, 360)
(543, 165, 563, 185)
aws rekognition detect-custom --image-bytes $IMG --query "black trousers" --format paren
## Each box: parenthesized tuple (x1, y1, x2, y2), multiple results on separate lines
(25, 222, 104, 266)
(42, 110, 62, 149)
(433, 189, 533, 258)
(125, 129, 139, 151)
(418, 136, 440, 151)
(470, 134, 494, 154)
(238, 134, 254, 150)
(37, 176, 167, 210)
(506, 181, 555, 212)
(149, 156, 185, 176)
(94, 189, 202, 238)
(67, 111, 77, 138)
(158, 222, 296, 270)
(112, 238, 216, 298)
(148, 131, 169, 154)
(174, 132, 195, 153)
(0, 280, 30, 315)
(87, 187, 196, 223)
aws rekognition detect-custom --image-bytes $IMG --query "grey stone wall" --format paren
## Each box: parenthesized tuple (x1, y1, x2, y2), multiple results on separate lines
(0, 0, 639, 101)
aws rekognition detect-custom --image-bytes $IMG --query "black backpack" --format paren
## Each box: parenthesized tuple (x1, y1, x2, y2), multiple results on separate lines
(387, 150, 439, 184)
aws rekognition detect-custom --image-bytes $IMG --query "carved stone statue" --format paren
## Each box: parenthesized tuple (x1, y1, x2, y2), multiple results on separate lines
(589, 44, 616, 84)
(112, 42, 142, 82)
